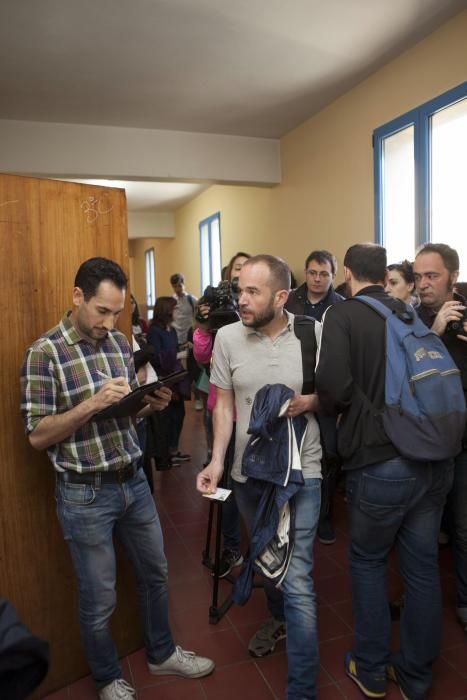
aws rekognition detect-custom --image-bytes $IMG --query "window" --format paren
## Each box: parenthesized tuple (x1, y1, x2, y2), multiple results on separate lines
(145, 247, 156, 315)
(199, 212, 222, 292)
(374, 81, 467, 278)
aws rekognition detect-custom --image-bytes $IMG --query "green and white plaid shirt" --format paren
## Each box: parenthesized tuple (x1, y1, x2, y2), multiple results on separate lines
(20, 312, 142, 473)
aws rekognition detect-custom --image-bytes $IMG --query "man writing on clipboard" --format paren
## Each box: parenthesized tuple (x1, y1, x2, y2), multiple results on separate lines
(20, 258, 215, 700)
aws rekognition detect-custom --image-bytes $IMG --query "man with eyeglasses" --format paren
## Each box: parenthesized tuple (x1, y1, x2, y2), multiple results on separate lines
(414, 243, 467, 636)
(286, 250, 344, 546)
(286, 249, 344, 322)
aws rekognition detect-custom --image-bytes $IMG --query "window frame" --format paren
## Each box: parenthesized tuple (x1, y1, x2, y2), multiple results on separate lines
(373, 81, 467, 252)
(199, 211, 222, 293)
(145, 247, 156, 311)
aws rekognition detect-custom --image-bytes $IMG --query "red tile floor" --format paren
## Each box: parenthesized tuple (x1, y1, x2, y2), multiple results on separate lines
(45, 403, 467, 699)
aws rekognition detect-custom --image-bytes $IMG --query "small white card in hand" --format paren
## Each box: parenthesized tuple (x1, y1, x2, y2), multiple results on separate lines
(202, 487, 232, 502)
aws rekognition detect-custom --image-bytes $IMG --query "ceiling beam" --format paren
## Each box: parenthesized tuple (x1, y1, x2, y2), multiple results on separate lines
(0, 119, 281, 185)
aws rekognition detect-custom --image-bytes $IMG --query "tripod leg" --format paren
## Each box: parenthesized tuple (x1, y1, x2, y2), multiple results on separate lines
(202, 501, 215, 568)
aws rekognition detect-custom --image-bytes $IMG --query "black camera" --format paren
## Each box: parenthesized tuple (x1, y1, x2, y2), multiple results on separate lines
(446, 308, 467, 336)
(196, 280, 240, 331)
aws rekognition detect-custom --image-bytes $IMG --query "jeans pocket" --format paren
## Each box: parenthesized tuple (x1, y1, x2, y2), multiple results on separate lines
(59, 481, 96, 506)
(359, 473, 416, 519)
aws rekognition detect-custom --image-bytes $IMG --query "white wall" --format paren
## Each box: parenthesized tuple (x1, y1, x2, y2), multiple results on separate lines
(127, 212, 175, 239)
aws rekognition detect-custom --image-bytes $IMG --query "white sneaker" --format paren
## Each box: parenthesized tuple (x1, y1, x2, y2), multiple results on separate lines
(148, 645, 215, 678)
(194, 399, 203, 411)
(98, 678, 136, 699)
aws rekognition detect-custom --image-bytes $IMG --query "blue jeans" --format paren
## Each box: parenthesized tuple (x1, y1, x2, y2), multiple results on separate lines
(55, 468, 175, 688)
(346, 458, 454, 700)
(446, 449, 467, 624)
(234, 478, 321, 700)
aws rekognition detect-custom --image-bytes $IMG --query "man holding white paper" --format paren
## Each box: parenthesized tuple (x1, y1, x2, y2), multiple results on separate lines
(197, 254, 322, 700)
(21, 257, 214, 700)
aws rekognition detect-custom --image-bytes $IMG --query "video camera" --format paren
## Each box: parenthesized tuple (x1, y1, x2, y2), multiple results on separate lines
(446, 308, 467, 336)
(196, 279, 240, 331)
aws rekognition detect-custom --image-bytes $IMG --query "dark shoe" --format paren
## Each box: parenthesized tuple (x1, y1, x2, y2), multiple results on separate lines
(317, 516, 336, 545)
(171, 451, 191, 462)
(345, 652, 386, 698)
(248, 617, 286, 657)
(169, 455, 183, 467)
(156, 463, 172, 471)
(216, 549, 243, 578)
(386, 665, 411, 700)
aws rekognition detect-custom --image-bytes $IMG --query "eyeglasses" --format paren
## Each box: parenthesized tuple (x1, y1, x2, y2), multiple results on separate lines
(306, 270, 331, 279)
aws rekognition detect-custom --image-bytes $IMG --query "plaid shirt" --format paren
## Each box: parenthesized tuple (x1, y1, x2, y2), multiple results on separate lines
(20, 312, 142, 473)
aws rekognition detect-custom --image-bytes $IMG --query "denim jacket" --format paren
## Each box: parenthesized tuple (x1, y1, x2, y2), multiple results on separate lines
(233, 384, 307, 605)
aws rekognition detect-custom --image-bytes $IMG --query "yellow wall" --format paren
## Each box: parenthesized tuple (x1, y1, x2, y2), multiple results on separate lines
(129, 237, 175, 314)
(133, 9, 467, 287)
(274, 7, 467, 278)
(171, 184, 275, 295)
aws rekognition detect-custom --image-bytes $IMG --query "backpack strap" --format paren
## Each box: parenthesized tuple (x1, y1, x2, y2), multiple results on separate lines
(187, 294, 195, 312)
(293, 315, 316, 394)
(352, 295, 415, 324)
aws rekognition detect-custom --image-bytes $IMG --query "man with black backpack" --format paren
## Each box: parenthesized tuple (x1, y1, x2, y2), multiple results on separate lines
(414, 243, 467, 636)
(196, 255, 323, 700)
(316, 243, 463, 700)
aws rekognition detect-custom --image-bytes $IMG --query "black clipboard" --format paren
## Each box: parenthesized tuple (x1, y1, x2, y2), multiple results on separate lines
(93, 370, 188, 421)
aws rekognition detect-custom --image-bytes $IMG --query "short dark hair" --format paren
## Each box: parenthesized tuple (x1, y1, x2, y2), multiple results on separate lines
(74, 257, 127, 300)
(415, 243, 459, 275)
(170, 273, 185, 286)
(305, 250, 337, 275)
(387, 260, 415, 286)
(343, 244, 387, 283)
(151, 296, 177, 328)
(243, 254, 291, 292)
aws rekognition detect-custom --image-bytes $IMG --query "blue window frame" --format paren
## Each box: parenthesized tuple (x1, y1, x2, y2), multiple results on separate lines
(199, 212, 222, 293)
(145, 247, 156, 314)
(374, 81, 467, 276)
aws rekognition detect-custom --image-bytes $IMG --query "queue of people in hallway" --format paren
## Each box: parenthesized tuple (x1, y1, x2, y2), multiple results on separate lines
(19, 241, 466, 700)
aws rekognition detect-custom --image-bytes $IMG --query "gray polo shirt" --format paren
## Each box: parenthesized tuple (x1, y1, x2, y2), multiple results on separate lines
(210, 311, 322, 483)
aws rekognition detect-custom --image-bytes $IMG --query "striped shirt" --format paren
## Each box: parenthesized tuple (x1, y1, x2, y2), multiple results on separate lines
(20, 312, 142, 473)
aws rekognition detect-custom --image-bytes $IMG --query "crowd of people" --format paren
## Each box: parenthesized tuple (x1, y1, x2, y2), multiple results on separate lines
(18, 241, 466, 700)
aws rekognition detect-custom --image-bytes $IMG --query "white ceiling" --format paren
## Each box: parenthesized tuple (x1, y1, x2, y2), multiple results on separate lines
(65, 179, 208, 212)
(1, 0, 465, 211)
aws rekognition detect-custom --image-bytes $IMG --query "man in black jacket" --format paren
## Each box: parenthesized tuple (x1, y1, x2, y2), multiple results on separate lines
(414, 243, 467, 635)
(285, 249, 344, 321)
(316, 243, 454, 700)
(286, 250, 344, 545)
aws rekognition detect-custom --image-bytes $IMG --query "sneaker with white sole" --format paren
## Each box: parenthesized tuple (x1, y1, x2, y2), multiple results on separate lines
(345, 652, 386, 698)
(148, 645, 215, 678)
(98, 679, 135, 699)
(248, 617, 286, 657)
(216, 548, 243, 578)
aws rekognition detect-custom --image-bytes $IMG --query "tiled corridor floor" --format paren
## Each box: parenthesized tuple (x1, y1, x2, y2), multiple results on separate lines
(45, 403, 467, 699)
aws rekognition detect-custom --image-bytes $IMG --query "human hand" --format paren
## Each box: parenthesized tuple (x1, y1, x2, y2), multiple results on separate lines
(143, 386, 172, 412)
(196, 460, 224, 494)
(286, 393, 319, 417)
(431, 301, 466, 336)
(92, 377, 131, 411)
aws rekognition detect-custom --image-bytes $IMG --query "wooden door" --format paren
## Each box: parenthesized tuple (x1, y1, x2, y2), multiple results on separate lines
(0, 174, 143, 696)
